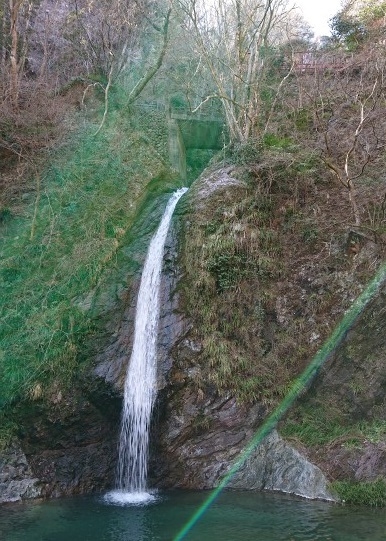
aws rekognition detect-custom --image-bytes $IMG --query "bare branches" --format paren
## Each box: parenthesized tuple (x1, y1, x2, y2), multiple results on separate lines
(8, 0, 29, 109)
(93, 64, 113, 136)
(264, 55, 295, 134)
(66, 2, 173, 131)
(175, 0, 295, 142)
(66, 0, 144, 81)
(297, 48, 386, 226)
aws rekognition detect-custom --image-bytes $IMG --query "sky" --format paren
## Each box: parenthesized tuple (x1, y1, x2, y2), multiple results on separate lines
(294, 0, 343, 37)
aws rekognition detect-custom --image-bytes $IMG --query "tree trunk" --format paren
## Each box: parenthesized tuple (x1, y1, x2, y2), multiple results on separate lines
(348, 180, 361, 226)
(127, 8, 172, 105)
(1, 0, 8, 79)
(9, 0, 23, 109)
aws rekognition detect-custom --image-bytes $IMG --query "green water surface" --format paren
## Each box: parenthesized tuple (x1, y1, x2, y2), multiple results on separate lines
(0, 490, 384, 541)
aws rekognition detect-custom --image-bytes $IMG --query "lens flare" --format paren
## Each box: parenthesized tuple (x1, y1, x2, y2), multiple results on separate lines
(172, 262, 386, 541)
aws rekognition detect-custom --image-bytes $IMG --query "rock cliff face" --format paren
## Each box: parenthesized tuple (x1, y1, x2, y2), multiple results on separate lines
(0, 389, 120, 503)
(288, 284, 386, 484)
(150, 163, 384, 500)
(0, 445, 41, 504)
(147, 167, 336, 500)
(0, 382, 121, 502)
(152, 392, 266, 489)
(151, 387, 334, 501)
(228, 430, 334, 501)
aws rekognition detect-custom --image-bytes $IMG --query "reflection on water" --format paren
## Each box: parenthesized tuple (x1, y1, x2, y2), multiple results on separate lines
(0, 490, 385, 541)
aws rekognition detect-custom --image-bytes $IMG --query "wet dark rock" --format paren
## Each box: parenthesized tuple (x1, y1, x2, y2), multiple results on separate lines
(20, 391, 120, 498)
(0, 444, 41, 503)
(157, 226, 191, 389)
(151, 389, 264, 489)
(93, 216, 187, 392)
(151, 383, 335, 500)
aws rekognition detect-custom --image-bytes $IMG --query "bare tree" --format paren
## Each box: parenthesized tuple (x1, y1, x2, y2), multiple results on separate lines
(283, 43, 386, 227)
(65, 0, 144, 80)
(318, 57, 385, 226)
(4, 0, 35, 108)
(66, 0, 172, 132)
(174, 0, 296, 142)
(126, 4, 172, 105)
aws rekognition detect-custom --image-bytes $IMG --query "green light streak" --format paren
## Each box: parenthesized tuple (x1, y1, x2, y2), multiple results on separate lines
(172, 261, 386, 541)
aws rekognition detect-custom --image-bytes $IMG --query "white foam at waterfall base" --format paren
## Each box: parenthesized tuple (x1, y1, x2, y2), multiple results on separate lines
(105, 188, 188, 505)
(103, 490, 158, 506)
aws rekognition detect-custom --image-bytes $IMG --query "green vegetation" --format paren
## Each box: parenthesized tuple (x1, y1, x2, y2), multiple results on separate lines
(0, 107, 180, 411)
(331, 479, 386, 507)
(0, 416, 18, 451)
(180, 186, 278, 401)
(281, 409, 386, 447)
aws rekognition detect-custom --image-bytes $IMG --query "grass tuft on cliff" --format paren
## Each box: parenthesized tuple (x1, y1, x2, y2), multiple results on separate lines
(331, 479, 386, 507)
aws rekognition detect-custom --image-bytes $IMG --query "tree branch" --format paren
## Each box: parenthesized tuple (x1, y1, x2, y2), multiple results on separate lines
(127, 8, 172, 105)
(93, 64, 114, 136)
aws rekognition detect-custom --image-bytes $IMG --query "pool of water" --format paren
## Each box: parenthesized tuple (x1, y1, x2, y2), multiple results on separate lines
(0, 490, 384, 541)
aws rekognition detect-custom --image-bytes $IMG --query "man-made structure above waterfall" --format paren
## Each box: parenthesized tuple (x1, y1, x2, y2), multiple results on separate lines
(135, 101, 226, 180)
(168, 108, 225, 180)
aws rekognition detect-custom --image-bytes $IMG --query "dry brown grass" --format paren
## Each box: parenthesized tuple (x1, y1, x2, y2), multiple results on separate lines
(0, 78, 85, 209)
(178, 143, 386, 405)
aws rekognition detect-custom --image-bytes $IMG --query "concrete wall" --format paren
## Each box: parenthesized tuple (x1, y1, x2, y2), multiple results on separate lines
(168, 114, 225, 179)
(168, 118, 187, 180)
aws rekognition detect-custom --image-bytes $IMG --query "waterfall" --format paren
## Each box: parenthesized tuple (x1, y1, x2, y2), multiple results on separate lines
(106, 187, 187, 505)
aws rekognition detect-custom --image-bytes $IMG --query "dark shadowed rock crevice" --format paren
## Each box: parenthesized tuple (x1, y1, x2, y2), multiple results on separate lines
(0, 384, 121, 503)
(12, 381, 122, 499)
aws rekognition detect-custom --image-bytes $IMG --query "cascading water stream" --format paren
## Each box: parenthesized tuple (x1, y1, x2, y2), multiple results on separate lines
(106, 187, 187, 505)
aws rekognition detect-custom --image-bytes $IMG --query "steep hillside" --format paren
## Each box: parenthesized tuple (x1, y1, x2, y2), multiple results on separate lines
(151, 145, 386, 505)
(0, 104, 184, 499)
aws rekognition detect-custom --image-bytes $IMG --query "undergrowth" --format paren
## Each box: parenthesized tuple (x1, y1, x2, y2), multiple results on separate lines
(0, 108, 179, 410)
(180, 154, 325, 404)
(0, 413, 18, 451)
(181, 185, 278, 402)
(281, 408, 386, 447)
(180, 141, 385, 409)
